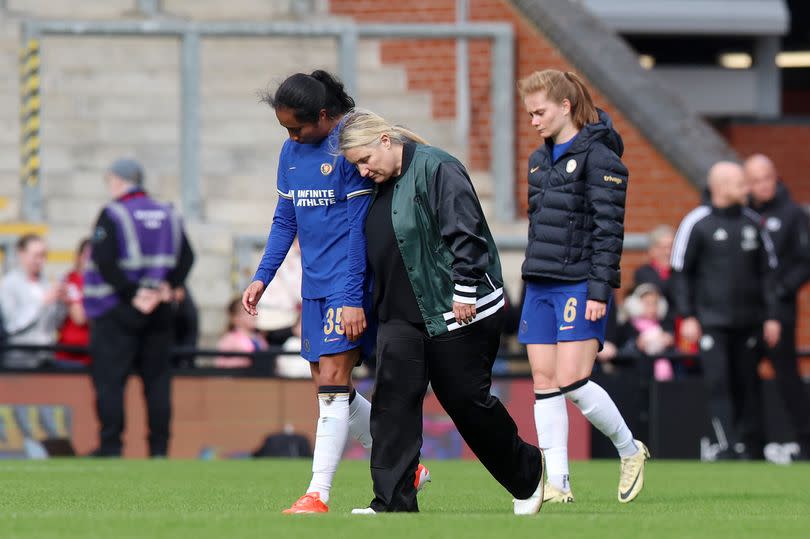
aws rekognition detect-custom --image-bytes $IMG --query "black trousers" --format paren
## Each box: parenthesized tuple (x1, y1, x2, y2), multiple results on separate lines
(766, 313, 810, 446)
(369, 311, 541, 512)
(89, 303, 174, 457)
(700, 326, 765, 454)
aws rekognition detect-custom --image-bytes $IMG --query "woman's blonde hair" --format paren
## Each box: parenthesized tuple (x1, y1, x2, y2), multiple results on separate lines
(518, 69, 598, 129)
(338, 108, 428, 153)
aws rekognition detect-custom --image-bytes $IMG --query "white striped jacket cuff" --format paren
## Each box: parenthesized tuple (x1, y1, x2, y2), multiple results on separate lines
(453, 283, 477, 304)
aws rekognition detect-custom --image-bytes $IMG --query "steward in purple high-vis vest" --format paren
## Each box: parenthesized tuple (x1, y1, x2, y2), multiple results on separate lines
(84, 193, 184, 319)
(85, 158, 194, 458)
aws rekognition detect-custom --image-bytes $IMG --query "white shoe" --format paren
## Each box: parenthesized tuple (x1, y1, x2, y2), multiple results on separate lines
(618, 440, 650, 503)
(351, 507, 377, 515)
(513, 450, 545, 515)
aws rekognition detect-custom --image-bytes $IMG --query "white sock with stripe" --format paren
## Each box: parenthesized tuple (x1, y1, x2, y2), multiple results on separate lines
(307, 386, 350, 504)
(563, 379, 638, 459)
(535, 389, 570, 492)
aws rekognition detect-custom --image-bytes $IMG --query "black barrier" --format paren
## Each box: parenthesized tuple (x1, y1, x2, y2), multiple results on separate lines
(1, 342, 808, 377)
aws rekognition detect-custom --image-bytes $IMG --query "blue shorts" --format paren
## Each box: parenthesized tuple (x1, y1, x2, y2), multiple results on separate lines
(518, 280, 611, 347)
(300, 293, 375, 363)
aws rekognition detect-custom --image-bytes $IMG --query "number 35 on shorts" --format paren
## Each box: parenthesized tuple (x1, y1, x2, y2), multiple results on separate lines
(323, 307, 345, 336)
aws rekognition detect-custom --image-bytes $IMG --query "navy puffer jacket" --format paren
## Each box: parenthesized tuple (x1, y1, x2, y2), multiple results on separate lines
(522, 109, 628, 302)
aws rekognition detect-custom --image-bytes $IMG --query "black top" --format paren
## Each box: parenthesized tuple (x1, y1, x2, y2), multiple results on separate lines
(91, 190, 195, 302)
(670, 203, 778, 328)
(522, 109, 628, 302)
(750, 183, 810, 316)
(365, 142, 423, 323)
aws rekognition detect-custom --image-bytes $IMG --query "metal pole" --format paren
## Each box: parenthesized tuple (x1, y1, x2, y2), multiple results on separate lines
(180, 31, 202, 221)
(754, 35, 780, 118)
(20, 22, 43, 222)
(490, 30, 515, 222)
(338, 28, 358, 98)
(455, 0, 470, 150)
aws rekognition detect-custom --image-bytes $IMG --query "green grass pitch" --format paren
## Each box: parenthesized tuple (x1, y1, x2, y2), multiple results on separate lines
(1, 459, 808, 539)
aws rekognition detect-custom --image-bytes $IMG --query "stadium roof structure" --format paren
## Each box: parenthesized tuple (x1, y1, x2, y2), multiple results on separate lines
(512, 0, 739, 189)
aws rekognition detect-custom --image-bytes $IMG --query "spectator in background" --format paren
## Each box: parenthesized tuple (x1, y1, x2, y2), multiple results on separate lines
(634, 225, 675, 308)
(671, 161, 779, 460)
(54, 238, 92, 368)
(0, 234, 66, 368)
(617, 283, 676, 381)
(256, 238, 302, 347)
(745, 153, 810, 461)
(85, 158, 194, 458)
(216, 297, 268, 368)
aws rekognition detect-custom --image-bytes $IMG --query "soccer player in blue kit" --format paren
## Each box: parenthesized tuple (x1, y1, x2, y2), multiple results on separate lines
(242, 71, 429, 514)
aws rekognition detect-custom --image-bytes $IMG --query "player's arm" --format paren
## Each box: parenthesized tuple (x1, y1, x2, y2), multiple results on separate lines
(428, 161, 488, 324)
(585, 148, 628, 320)
(341, 164, 374, 341)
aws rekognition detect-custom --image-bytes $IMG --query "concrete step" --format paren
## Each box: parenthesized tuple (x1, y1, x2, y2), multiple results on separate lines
(45, 223, 97, 252)
(0, 195, 18, 222)
(36, 36, 379, 71)
(162, 0, 325, 20)
(468, 170, 494, 199)
(204, 198, 278, 229)
(37, 143, 180, 173)
(44, 197, 108, 228)
(41, 172, 107, 198)
(6, 0, 135, 19)
(185, 222, 235, 257)
(0, 172, 21, 196)
(201, 173, 281, 199)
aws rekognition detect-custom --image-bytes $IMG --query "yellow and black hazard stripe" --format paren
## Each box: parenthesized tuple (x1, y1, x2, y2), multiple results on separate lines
(20, 39, 40, 188)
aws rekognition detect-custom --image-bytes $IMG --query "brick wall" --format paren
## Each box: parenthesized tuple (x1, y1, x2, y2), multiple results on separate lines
(331, 0, 700, 234)
(719, 123, 810, 349)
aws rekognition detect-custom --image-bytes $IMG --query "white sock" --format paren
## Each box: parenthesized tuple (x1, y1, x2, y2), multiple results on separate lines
(534, 391, 570, 492)
(349, 389, 373, 449)
(564, 380, 638, 459)
(307, 388, 350, 504)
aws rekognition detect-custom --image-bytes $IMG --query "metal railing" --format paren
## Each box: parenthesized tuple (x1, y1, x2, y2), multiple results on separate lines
(20, 18, 516, 222)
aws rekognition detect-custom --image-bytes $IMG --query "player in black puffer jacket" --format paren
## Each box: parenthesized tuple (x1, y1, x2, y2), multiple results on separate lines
(517, 69, 648, 506)
(523, 107, 627, 302)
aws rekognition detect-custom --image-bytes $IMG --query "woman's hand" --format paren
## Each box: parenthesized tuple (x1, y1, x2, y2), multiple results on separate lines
(242, 280, 265, 316)
(584, 300, 607, 322)
(453, 302, 477, 325)
(342, 306, 367, 342)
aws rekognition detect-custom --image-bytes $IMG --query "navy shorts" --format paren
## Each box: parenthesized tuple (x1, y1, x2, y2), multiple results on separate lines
(300, 292, 375, 363)
(518, 280, 611, 347)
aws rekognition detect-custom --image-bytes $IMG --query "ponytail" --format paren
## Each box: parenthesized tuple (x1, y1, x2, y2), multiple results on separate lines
(259, 70, 355, 124)
(563, 72, 598, 128)
(338, 108, 428, 153)
(518, 69, 598, 129)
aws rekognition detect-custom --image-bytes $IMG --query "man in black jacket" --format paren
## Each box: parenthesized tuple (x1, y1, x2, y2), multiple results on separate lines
(671, 161, 780, 460)
(745, 154, 810, 460)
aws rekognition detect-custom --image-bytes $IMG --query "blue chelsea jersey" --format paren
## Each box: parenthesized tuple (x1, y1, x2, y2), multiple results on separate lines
(260, 129, 374, 303)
